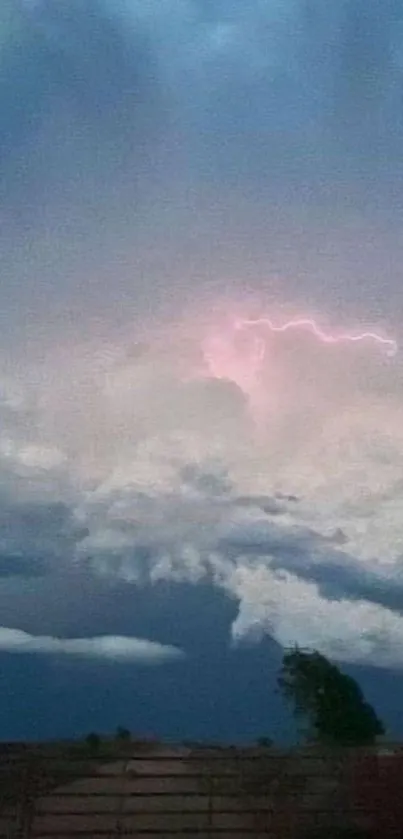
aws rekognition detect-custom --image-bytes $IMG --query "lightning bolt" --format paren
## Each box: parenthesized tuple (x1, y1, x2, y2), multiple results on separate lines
(200, 313, 398, 429)
(234, 317, 398, 358)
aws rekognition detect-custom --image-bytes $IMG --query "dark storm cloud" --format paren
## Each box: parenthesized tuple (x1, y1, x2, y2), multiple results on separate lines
(333, 0, 403, 122)
(0, 555, 47, 578)
(4, 0, 403, 190)
(265, 546, 403, 613)
(1, 0, 403, 668)
(2, 0, 403, 742)
(218, 514, 403, 614)
(179, 463, 232, 497)
(299, 562, 403, 613)
(234, 495, 287, 515)
(0, 500, 88, 576)
(177, 464, 295, 512)
(1, 0, 403, 345)
(0, 0, 163, 236)
(180, 0, 403, 190)
(0, 0, 157, 160)
(218, 518, 324, 558)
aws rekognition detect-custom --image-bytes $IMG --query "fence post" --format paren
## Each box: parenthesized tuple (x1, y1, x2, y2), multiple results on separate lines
(16, 759, 35, 839)
(207, 763, 214, 831)
(115, 759, 130, 836)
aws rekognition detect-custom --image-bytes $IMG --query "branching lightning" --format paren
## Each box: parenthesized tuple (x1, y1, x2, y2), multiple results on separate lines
(233, 317, 398, 358)
(200, 313, 398, 427)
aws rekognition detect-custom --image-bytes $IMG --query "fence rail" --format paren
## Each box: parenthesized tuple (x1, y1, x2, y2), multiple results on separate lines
(1, 744, 402, 838)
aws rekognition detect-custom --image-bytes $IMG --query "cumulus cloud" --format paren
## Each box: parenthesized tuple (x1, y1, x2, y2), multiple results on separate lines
(0, 627, 184, 663)
(1, 320, 403, 668)
(227, 564, 403, 671)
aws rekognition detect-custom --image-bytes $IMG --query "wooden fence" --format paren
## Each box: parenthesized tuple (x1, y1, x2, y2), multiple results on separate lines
(0, 743, 402, 838)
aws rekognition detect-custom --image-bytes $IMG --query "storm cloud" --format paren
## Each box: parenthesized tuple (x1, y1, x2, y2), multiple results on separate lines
(1, 0, 403, 693)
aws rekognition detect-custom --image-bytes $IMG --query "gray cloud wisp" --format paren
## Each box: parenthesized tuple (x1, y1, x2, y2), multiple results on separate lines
(0, 627, 184, 663)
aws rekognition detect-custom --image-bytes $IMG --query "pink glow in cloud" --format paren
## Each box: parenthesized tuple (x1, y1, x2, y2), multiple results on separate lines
(200, 313, 398, 427)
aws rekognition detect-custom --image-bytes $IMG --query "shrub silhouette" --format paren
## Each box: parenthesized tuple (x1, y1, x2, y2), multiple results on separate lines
(85, 732, 101, 753)
(115, 726, 131, 743)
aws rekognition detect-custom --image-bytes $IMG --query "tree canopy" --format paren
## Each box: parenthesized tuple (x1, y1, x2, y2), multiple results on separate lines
(278, 647, 385, 746)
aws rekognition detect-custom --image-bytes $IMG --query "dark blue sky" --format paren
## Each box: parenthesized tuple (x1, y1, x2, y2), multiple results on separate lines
(0, 580, 399, 744)
(0, 583, 286, 743)
(1, 0, 403, 743)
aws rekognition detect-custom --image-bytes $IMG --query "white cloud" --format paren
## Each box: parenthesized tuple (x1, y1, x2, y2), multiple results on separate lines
(226, 563, 403, 670)
(0, 438, 65, 471)
(0, 627, 184, 663)
(1, 308, 403, 669)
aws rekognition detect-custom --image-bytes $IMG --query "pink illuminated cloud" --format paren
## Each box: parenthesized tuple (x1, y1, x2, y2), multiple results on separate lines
(199, 312, 398, 428)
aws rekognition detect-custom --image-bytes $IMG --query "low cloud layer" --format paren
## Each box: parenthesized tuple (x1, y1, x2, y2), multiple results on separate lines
(0, 627, 184, 663)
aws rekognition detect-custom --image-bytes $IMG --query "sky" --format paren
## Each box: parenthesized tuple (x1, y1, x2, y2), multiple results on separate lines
(1, 0, 403, 742)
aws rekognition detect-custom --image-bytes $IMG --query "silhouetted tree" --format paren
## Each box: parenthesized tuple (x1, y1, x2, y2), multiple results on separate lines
(85, 732, 101, 753)
(115, 726, 131, 743)
(278, 646, 384, 746)
(256, 736, 273, 748)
